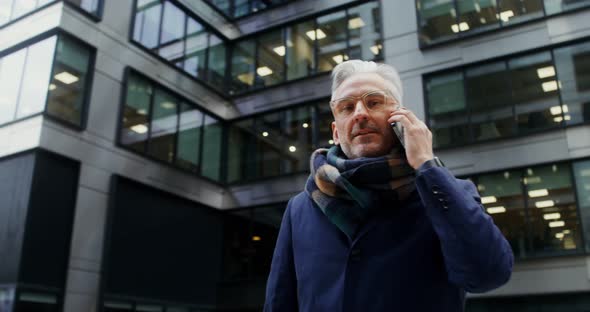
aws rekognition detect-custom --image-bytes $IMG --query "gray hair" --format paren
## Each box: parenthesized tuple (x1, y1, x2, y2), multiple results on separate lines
(331, 60, 403, 104)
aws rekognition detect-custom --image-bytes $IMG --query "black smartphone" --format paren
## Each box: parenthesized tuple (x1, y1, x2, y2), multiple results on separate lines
(391, 121, 405, 149)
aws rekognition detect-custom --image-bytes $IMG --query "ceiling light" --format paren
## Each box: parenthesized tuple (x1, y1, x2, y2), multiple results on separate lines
(563, 229, 571, 234)
(48, 83, 56, 91)
(537, 66, 556, 79)
(481, 196, 497, 204)
(487, 206, 506, 214)
(329, 139, 334, 145)
(252, 236, 261, 241)
(549, 220, 565, 228)
(543, 213, 561, 220)
(542, 81, 558, 92)
(257, 66, 273, 77)
(370, 44, 383, 55)
(333, 55, 345, 64)
(451, 22, 470, 33)
(563, 105, 569, 113)
(550, 105, 562, 115)
(523, 176, 542, 185)
(474, 3, 481, 13)
(302, 123, 309, 128)
(554, 116, 563, 123)
(498, 10, 514, 22)
(137, 109, 147, 115)
(161, 102, 175, 109)
(54, 71, 79, 84)
(348, 17, 365, 29)
(564, 115, 571, 121)
(130, 124, 148, 134)
(556, 233, 564, 239)
(289, 146, 296, 152)
(237, 73, 254, 84)
(262, 131, 269, 137)
(528, 189, 549, 198)
(306, 29, 326, 40)
(535, 200, 555, 208)
(273, 45, 285, 56)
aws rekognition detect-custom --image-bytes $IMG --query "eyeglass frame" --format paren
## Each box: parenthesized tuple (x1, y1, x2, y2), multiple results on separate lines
(329, 89, 400, 119)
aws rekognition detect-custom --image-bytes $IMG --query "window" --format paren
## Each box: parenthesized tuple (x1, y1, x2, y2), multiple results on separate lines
(425, 39, 590, 148)
(0, 33, 93, 128)
(256, 29, 285, 87)
(256, 112, 282, 177)
(348, 1, 383, 60)
(317, 11, 349, 73)
(574, 160, 590, 252)
(230, 41, 256, 93)
(119, 70, 224, 182)
(416, 0, 590, 46)
(65, 0, 103, 16)
(205, 0, 292, 19)
(132, 0, 228, 92)
(286, 21, 316, 80)
(282, 105, 313, 174)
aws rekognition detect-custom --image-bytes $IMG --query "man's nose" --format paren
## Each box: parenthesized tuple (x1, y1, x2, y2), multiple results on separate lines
(353, 100, 369, 121)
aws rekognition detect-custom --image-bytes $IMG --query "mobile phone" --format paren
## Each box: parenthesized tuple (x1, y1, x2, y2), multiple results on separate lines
(391, 121, 405, 149)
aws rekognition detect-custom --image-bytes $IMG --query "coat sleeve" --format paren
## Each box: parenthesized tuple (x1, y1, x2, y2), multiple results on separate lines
(264, 199, 298, 311)
(415, 165, 514, 293)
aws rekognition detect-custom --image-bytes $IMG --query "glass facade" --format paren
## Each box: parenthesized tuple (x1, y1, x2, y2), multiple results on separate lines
(0, 0, 101, 26)
(0, 33, 93, 127)
(229, 0, 383, 94)
(119, 69, 224, 182)
(205, 0, 292, 19)
(417, 0, 590, 45)
(132, 0, 228, 92)
(227, 100, 328, 183)
(426, 38, 590, 148)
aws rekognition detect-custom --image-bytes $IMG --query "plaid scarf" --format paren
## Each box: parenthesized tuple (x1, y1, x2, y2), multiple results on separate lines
(305, 145, 416, 239)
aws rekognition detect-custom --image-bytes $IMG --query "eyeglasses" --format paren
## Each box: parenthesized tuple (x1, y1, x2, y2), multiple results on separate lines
(330, 90, 399, 119)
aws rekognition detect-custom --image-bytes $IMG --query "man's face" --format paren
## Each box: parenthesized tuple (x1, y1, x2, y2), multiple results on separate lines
(331, 73, 400, 159)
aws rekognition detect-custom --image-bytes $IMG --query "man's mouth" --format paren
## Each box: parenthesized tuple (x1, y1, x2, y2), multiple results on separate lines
(352, 129, 377, 138)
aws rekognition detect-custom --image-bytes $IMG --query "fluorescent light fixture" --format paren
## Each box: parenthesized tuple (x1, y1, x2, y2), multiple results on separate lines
(273, 45, 285, 56)
(302, 123, 309, 128)
(329, 139, 335, 145)
(563, 105, 569, 113)
(486, 206, 506, 214)
(370, 44, 383, 55)
(550, 105, 562, 115)
(474, 3, 481, 13)
(535, 200, 555, 208)
(554, 116, 563, 123)
(537, 66, 556, 79)
(348, 17, 365, 29)
(262, 131, 269, 137)
(451, 22, 470, 33)
(564, 115, 571, 121)
(130, 124, 148, 134)
(257, 66, 273, 77)
(54, 71, 79, 84)
(543, 212, 561, 220)
(306, 29, 326, 40)
(289, 146, 297, 152)
(499, 10, 514, 22)
(542, 80, 558, 92)
(528, 189, 549, 198)
(252, 236, 261, 241)
(48, 83, 56, 91)
(137, 109, 147, 115)
(556, 233, 564, 239)
(333, 55, 345, 64)
(161, 102, 175, 109)
(581, 169, 590, 177)
(563, 229, 571, 234)
(237, 73, 254, 84)
(481, 196, 497, 204)
(549, 221, 565, 228)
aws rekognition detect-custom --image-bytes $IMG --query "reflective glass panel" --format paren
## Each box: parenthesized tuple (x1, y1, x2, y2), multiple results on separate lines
(457, 0, 500, 33)
(201, 115, 222, 181)
(509, 52, 561, 134)
(282, 105, 312, 174)
(65, 0, 101, 15)
(0, 48, 26, 124)
(524, 164, 582, 255)
(317, 11, 349, 73)
(227, 119, 256, 182)
(133, 0, 162, 50)
(176, 103, 203, 172)
(554, 41, 590, 125)
(121, 73, 152, 152)
(183, 17, 207, 78)
(148, 88, 178, 162)
(426, 72, 470, 148)
(286, 21, 316, 80)
(230, 41, 255, 94)
(316, 100, 335, 148)
(497, 0, 544, 25)
(17, 36, 56, 119)
(478, 170, 528, 258)
(46, 35, 91, 125)
(256, 112, 282, 178)
(545, 0, 590, 14)
(256, 29, 285, 87)
(573, 160, 590, 252)
(207, 34, 226, 89)
(348, 1, 382, 61)
(417, 0, 457, 45)
(159, 1, 186, 63)
(466, 62, 515, 141)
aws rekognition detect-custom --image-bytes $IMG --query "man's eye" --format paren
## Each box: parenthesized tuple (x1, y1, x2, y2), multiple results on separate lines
(367, 100, 383, 107)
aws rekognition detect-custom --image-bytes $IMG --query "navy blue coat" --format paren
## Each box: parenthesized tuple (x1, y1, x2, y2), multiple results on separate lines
(264, 165, 513, 311)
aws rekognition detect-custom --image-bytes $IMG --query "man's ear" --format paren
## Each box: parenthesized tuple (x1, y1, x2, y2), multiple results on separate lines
(331, 121, 340, 145)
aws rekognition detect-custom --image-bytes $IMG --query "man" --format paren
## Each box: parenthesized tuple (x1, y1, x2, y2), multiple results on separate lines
(264, 60, 513, 311)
